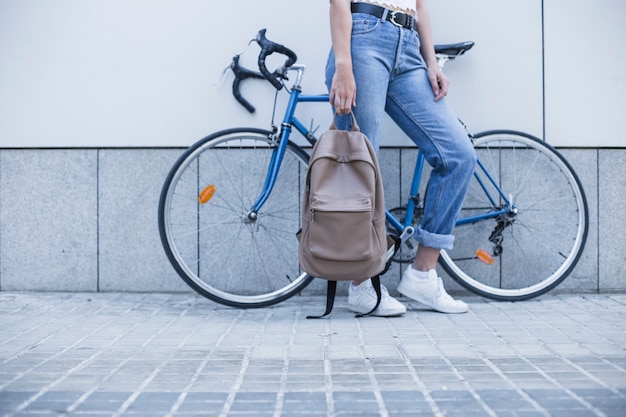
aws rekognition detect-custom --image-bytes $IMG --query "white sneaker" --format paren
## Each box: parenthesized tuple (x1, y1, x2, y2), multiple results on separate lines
(348, 279, 406, 317)
(398, 267, 468, 314)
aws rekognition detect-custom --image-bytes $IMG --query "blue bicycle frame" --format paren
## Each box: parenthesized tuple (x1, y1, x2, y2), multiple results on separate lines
(250, 90, 327, 213)
(250, 90, 514, 232)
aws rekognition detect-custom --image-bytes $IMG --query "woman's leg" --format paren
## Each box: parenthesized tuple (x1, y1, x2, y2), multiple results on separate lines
(384, 30, 476, 252)
(384, 28, 475, 313)
(324, 15, 408, 316)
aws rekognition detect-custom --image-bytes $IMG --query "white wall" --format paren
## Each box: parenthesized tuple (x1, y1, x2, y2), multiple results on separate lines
(0, 0, 624, 148)
(544, 0, 626, 147)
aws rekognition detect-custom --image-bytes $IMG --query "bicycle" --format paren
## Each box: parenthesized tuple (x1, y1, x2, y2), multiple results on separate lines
(158, 29, 588, 308)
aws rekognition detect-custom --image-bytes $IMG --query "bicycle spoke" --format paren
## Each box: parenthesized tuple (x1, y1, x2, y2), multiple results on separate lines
(440, 131, 588, 301)
(158, 130, 312, 307)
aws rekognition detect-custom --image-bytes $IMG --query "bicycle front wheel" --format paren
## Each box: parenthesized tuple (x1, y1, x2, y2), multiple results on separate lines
(440, 130, 588, 301)
(158, 128, 313, 308)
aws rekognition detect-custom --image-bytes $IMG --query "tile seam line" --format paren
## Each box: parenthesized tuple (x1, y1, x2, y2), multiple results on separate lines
(0, 293, 129, 389)
(523, 297, 626, 396)
(460, 307, 553, 416)
(165, 308, 245, 417)
(490, 299, 615, 415)
(564, 295, 626, 364)
(5, 294, 152, 417)
(272, 306, 302, 417)
(355, 317, 389, 417)
(323, 319, 335, 417)
(0, 300, 81, 355)
(69, 294, 210, 417)
(412, 312, 500, 417)
(111, 298, 205, 417)
(385, 314, 445, 417)
(219, 308, 275, 417)
(518, 355, 607, 417)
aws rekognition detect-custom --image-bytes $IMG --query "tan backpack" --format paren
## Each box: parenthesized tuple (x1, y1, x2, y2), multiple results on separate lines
(298, 114, 397, 318)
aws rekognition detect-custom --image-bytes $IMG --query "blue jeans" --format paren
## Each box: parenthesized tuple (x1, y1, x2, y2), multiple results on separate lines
(325, 13, 476, 250)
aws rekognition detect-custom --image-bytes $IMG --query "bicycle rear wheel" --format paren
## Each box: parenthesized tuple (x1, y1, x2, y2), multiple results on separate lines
(439, 130, 588, 301)
(158, 128, 313, 308)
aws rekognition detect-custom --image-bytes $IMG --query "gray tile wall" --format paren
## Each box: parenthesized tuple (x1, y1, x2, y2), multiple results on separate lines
(0, 150, 98, 291)
(598, 150, 626, 290)
(0, 148, 624, 296)
(97, 149, 189, 292)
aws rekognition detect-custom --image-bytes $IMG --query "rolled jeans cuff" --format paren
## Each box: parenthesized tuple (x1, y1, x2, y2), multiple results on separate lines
(414, 226, 455, 250)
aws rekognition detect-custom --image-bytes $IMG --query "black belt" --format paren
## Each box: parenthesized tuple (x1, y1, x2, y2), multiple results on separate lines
(351, 2, 416, 31)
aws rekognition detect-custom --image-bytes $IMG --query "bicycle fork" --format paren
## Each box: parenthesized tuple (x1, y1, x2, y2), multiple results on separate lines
(246, 94, 304, 222)
(245, 91, 328, 222)
(245, 131, 290, 223)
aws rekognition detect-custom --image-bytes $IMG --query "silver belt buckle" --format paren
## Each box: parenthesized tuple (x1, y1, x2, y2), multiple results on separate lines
(389, 10, 404, 28)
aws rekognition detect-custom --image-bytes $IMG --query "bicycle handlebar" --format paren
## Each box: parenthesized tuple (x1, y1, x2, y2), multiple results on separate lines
(230, 55, 265, 113)
(228, 29, 298, 113)
(256, 29, 298, 90)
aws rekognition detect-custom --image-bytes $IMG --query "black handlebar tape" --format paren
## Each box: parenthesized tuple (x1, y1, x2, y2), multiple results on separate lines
(255, 29, 298, 90)
(230, 55, 265, 113)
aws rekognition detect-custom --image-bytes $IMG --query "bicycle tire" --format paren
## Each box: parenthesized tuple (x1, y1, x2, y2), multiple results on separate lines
(158, 128, 313, 308)
(439, 130, 588, 301)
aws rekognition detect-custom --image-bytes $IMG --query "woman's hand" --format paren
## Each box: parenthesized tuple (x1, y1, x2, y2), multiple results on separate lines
(329, 66, 357, 114)
(428, 66, 449, 102)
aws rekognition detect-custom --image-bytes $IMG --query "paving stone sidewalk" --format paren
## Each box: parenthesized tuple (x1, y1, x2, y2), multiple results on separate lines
(0, 292, 625, 417)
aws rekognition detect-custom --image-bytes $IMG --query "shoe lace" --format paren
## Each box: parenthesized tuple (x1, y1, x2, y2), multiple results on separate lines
(365, 283, 390, 298)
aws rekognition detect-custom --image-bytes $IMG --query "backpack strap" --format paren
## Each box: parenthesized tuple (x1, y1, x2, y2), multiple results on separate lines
(353, 234, 401, 318)
(306, 280, 337, 319)
(305, 234, 402, 319)
(354, 275, 382, 318)
(305, 278, 381, 319)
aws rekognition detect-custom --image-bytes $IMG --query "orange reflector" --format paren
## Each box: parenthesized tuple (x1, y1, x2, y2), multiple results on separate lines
(198, 184, 216, 204)
(475, 249, 494, 265)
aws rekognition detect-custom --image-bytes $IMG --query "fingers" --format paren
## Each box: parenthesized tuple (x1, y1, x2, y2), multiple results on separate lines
(433, 82, 446, 101)
(434, 73, 449, 102)
(330, 69, 357, 114)
(330, 90, 355, 114)
(428, 68, 450, 102)
(334, 98, 353, 115)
